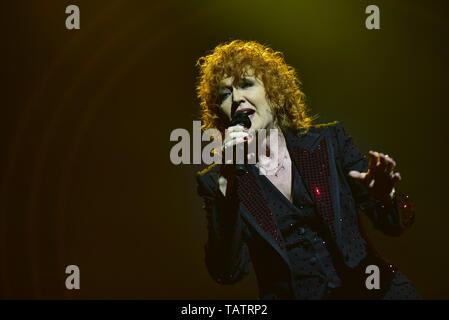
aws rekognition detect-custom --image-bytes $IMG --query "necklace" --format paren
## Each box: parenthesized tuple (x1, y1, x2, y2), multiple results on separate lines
(258, 153, 288, 177)
(256, 132, 288, 177)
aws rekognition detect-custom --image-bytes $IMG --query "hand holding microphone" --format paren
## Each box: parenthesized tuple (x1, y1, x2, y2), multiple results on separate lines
(222, 111, 256, 172)
(219, 111, 254, 195)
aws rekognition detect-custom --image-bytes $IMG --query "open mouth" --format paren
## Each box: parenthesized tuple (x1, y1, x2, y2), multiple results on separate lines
(237, 108, 256, 118)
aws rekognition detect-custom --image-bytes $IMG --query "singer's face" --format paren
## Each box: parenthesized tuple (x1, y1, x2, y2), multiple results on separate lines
(217, 70, 275, 130)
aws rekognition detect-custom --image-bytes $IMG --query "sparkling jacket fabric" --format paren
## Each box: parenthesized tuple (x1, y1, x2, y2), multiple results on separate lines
(196, 121, 418, 299)
(255, 161, 341, 299)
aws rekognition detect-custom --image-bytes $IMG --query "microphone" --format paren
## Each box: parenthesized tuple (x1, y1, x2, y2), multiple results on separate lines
(229, 111, 252, 174)
(230, 110, 251, 129)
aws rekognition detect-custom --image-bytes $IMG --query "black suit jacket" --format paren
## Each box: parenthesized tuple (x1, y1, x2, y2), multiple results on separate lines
(196, 121, 414, 299)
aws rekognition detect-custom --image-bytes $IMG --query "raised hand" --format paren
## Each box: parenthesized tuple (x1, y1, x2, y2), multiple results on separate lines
(348, 151, 401, 205)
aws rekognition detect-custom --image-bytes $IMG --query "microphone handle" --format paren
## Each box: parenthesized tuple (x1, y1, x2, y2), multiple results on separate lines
(235, 164, 247, 174)
(233, 140, 248, 175)
(229, 111, 252, 175)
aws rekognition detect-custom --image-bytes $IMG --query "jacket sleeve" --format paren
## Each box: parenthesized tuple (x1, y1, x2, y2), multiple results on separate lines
(333, 121, 415, 236)
(196, 168, 251, 284)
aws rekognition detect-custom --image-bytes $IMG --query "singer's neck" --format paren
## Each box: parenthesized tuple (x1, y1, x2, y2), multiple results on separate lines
(259, 123, 286, 158)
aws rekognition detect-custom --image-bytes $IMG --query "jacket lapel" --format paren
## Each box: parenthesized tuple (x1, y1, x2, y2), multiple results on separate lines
(236, 172, 291, 266)
(235, 126, 342, 267)
(284, 127, 340, 239)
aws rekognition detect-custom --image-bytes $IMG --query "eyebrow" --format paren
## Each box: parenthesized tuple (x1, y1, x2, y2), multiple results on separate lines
(219, 76, 253, 88)
(218, 84, 232, 90)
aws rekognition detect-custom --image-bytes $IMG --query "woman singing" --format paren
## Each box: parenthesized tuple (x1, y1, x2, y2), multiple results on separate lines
(195, 40, 419, 299)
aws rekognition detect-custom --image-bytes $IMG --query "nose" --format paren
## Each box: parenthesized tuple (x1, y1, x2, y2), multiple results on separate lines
(231, 87, 245, 116)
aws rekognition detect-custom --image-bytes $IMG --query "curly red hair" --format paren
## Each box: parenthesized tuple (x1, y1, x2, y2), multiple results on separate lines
(196, 40, 315, 133)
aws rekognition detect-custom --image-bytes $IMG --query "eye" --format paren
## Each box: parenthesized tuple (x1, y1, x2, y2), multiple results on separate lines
(240, 79, 254, 89)
(218, 87, 231, 102)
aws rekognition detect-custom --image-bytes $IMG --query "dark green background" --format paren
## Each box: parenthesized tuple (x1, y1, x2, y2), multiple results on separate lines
(0, 0, 448, 299)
